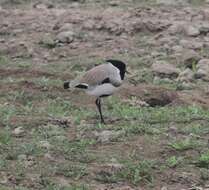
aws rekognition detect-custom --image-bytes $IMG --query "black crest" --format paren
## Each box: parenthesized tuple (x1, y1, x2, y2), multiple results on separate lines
(106, 59, 126, 80)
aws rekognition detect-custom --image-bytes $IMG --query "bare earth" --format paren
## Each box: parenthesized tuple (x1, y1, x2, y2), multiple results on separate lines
(0, 0, 209, 190)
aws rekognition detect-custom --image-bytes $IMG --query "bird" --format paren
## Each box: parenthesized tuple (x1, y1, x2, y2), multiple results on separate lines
(63, 59, 127, 124)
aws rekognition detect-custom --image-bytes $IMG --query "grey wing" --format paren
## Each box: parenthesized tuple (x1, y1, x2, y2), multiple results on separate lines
(79, 64, 111, 86)
(79, 63, 122, 87)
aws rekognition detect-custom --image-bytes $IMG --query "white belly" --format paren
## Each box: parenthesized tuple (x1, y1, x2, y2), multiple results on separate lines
(86, 84, 118, 97)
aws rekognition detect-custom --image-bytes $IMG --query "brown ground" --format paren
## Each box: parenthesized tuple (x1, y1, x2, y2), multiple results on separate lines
(0, 0, 209, 190)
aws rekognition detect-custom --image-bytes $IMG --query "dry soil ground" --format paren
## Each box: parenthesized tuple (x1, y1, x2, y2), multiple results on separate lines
(0, 0, 209, 190)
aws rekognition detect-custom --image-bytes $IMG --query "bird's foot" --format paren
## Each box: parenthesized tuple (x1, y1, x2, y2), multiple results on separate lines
(101, 119, 106, 125)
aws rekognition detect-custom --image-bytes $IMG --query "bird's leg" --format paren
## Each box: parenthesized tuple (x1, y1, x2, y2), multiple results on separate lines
(95, 98, 105, 124)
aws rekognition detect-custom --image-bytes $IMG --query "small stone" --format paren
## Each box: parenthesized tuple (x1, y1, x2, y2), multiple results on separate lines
(13, 29, 24, 35)
(12, 127, 24, 137)
(39, 36, 56, 48)
(0, 176, 8, 184)
(123, 96, 149, 107)
(24, 159, 35, 167)
(59, 23, 74, 32)
(199, 23, 209, 34)
(94, 130, 124, 143)
(184, 25, 200, 37)
(151, 61, 180, 79)
(34, 3, 48, 9)
(17, 154, 27, 161)
(172, 45, 183, 53)
(106, 162, 123, 170)
(56, 31, 74, 43)
(39, 141, 51, 149)
(195, 69, 207, 79)
(109, 0, 120, 6)
(156, 0, 186, 5)
(180, 39, 203, 50)
(195, 59, 209, 81)
(33, 2, 54, 9)
(55, 135, 67, 142)
(177, 82, 194, 90)
(181, 49, 201, 68)
(168, 22, 185, 35)
(44, 153, 54, 161)
(83, 20, 95, 30)
(177, 68, 194, 82)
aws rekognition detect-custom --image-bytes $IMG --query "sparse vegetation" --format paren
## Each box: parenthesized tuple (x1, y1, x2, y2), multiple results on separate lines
(118, 160, 154, 185)
(0, 0, 209, 189)
(169, 138, 200, 151)
(196, 150, 209, 169)
(166, 156, 182, 168)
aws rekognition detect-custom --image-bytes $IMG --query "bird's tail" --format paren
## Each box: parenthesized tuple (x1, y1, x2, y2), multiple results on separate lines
(63, 81, 70, 89)
(63, 79, 87, 90)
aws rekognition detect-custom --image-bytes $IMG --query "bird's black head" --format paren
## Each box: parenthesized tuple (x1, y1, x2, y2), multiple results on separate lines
(106, 59, 126, 80)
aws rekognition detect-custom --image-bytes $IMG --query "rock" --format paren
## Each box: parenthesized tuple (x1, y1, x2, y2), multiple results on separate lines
(59, 23, 74, 32)
(195, 59, 209, 81)
(13, 29, 24, 35)
(176, 82, 194, 90)
(168, 22, 185, 35)
(202, 9, 209, 20)
(172, 45, 183, 53)
(33, 2, 54, 9)
(0, 175, 8, 185)
(180, 39, 203, 50)
(156, 0, 188, 5)
(122, 97, 149, 107)
(17, 154, 27, 161)
(39, 141, 51, 149)
(95, 160, 124, 184)
(56, 31, 74, 43)
(24, 156, 35, 167)
(39, 36, 56, 48)
(44, 153, 55, 161)
(83, 20, 95, 30)
(0, 38, 5, 43)
(12, 127, 24, 137)
(181, 50, 201, 68)
(153, 76, 173, 84)
(184, 25, 200, 37)
(151, 61, 180, 79)
(199, 23, 209, 34)
(93, 130, 124, 143)
(177, 68, 194, 82)
(109, 0, 120, 6)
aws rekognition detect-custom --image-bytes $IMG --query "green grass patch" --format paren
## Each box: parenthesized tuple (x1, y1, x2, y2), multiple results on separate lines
(169, 138, 200, 151)
(55, 163, 87, 179)
(118, 160, 154, 185)
(166, 156, 183, 168)
(196, 150, 209, 169)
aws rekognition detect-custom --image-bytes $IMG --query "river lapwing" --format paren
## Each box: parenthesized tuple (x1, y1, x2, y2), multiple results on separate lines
(64, 59, 127, 124)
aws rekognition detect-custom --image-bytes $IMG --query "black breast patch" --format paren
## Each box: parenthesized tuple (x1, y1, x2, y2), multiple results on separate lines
(101, 78, 110, 84)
